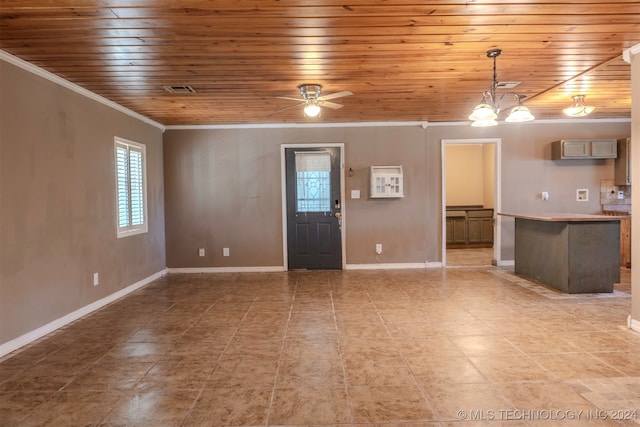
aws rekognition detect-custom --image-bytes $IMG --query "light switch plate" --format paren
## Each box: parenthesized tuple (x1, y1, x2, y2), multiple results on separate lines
(351, 190, 360, 199)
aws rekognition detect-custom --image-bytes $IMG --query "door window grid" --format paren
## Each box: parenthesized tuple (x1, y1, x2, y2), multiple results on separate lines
(296, 171, 331, 212)
(295, 152, 331, 212)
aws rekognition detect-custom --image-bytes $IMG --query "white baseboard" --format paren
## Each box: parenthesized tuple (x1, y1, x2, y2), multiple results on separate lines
(0, 268, 168, 359)
(172, 263, 444, 272)
(168, 266, 286, 274)
(497, 260, 515, 267)
(345, 262, 431, 270)
(630, 317, 640, 333)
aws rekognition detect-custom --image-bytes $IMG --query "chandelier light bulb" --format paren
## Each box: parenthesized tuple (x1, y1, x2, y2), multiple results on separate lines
(469, 103, 497, 121)
(563, 95, 595, 117)
(505, 104, 535, 122)
(471, 118, 498, 127)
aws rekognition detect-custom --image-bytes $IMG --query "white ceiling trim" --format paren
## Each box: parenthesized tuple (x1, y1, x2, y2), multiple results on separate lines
(0, 50, 165, 132)
(165, 118, 630, 131)
(164, 121, 427, 130)
(623, 43, 640, 64)
(1, 48, 631, 131)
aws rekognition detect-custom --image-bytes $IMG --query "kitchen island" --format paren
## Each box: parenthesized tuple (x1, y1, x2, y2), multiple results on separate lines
(498, 213, 626, 293)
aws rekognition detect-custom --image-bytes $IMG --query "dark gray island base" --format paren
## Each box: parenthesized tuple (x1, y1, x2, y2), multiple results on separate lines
(499, 213, 625, 294)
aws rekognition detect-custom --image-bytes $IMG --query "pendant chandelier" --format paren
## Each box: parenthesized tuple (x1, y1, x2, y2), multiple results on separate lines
(469, 49, 535, 127)
(563, 95, 595, 117)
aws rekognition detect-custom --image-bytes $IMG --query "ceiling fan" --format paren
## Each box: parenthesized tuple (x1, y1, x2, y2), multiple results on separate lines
(275, 84, 353, 117)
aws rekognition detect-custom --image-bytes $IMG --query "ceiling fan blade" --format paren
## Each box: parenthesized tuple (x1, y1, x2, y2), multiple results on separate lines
(274, 102, 305, 113)
(320, 101, 344, 110)
(275, 96, 304, 102)
(318, 90, 353, 101)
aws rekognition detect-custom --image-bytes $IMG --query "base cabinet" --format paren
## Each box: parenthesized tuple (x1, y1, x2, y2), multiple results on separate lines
(514, 217, 619, 293)
(621, 217, 631, 268)
(603, 210, 631, 268)
(468, 217, 493, 243)
(446, 216, 467, 244)
(446, 208, 493, 246)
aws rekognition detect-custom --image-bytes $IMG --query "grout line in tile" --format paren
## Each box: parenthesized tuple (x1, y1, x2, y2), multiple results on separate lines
(179, 296, 259, 427)
(265, 282, 297, 426)
(330, 289, 355, 425)
(368, 291, 439, 422)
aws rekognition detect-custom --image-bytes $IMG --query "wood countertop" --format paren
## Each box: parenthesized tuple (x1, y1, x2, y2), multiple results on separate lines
(498, 212, 629, 222)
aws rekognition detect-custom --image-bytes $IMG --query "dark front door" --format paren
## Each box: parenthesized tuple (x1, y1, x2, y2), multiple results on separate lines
(285, 147, 342, 269)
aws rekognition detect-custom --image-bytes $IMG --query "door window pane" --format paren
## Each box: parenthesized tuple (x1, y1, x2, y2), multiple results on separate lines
(295, 152, 331, 212)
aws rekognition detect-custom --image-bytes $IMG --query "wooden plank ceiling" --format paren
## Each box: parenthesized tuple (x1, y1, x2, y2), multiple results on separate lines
(1, 0, 639, 126)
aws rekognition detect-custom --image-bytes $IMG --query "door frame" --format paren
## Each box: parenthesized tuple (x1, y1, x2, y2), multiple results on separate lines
(441, 138, 502, 267)
(280, 143, 346, 270)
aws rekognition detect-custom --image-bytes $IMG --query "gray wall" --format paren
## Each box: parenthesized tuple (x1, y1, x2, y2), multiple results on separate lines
(426, 122, 631, 260)
(0, 61, 166, 345)
(1, 56, 633, 350)
(164, 121, 630, 268)
(163, 126, 429, 267)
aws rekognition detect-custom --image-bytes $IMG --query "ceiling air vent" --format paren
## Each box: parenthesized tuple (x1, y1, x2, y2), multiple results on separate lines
(496, 81, 521, 89)
(163, 85, 196, 94)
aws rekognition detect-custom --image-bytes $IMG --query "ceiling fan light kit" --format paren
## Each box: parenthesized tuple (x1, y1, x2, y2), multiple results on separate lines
(275, 84, 353, 118)
(469, 49, 535, 127)
(303, 100, 321, 117)
(563, 94, 596, 117)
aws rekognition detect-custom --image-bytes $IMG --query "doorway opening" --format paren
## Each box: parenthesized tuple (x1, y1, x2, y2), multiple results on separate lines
(441, 139, 501, 267)
(280, 144, 346, 270)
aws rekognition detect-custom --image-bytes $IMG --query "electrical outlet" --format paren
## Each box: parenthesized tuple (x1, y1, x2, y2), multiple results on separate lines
(223, 247, 230, 257)
(375, 243, 382, 255)
(93, 272, 99, 286)
(198, 248, 205, 257)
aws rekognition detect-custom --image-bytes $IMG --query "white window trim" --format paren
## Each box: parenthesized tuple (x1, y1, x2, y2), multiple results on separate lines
(114, 136, 148, 238)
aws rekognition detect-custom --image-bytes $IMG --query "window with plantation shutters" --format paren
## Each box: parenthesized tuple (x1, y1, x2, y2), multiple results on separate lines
(114, 137, 148, 238)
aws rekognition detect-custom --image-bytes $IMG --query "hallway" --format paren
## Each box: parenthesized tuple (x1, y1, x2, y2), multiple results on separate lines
(0, 268, 638, 426)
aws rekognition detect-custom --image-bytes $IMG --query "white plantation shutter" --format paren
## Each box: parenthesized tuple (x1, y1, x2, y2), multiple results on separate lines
(116, 144, 130, 228)
(115, 137, 148, 237)
(128, 147, 144, 226)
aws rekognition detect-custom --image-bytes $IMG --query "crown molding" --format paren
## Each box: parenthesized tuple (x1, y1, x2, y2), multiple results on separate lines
(164, 121, 427, 130)
(0, 50, 165, 131)
(2, 47, 632, 131)
(623, 43, 640, 64)
(165, 117, 630, 130)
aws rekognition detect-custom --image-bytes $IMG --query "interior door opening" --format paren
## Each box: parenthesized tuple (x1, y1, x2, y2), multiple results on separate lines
(442, 139, 501, 268)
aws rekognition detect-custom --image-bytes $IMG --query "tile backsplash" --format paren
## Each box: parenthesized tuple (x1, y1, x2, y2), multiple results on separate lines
(600, 179, 631, 210)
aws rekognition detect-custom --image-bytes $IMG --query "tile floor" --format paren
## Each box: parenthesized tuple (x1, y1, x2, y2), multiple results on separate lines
(446, 248, 494, 267)
(1, 268, 639, 426)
